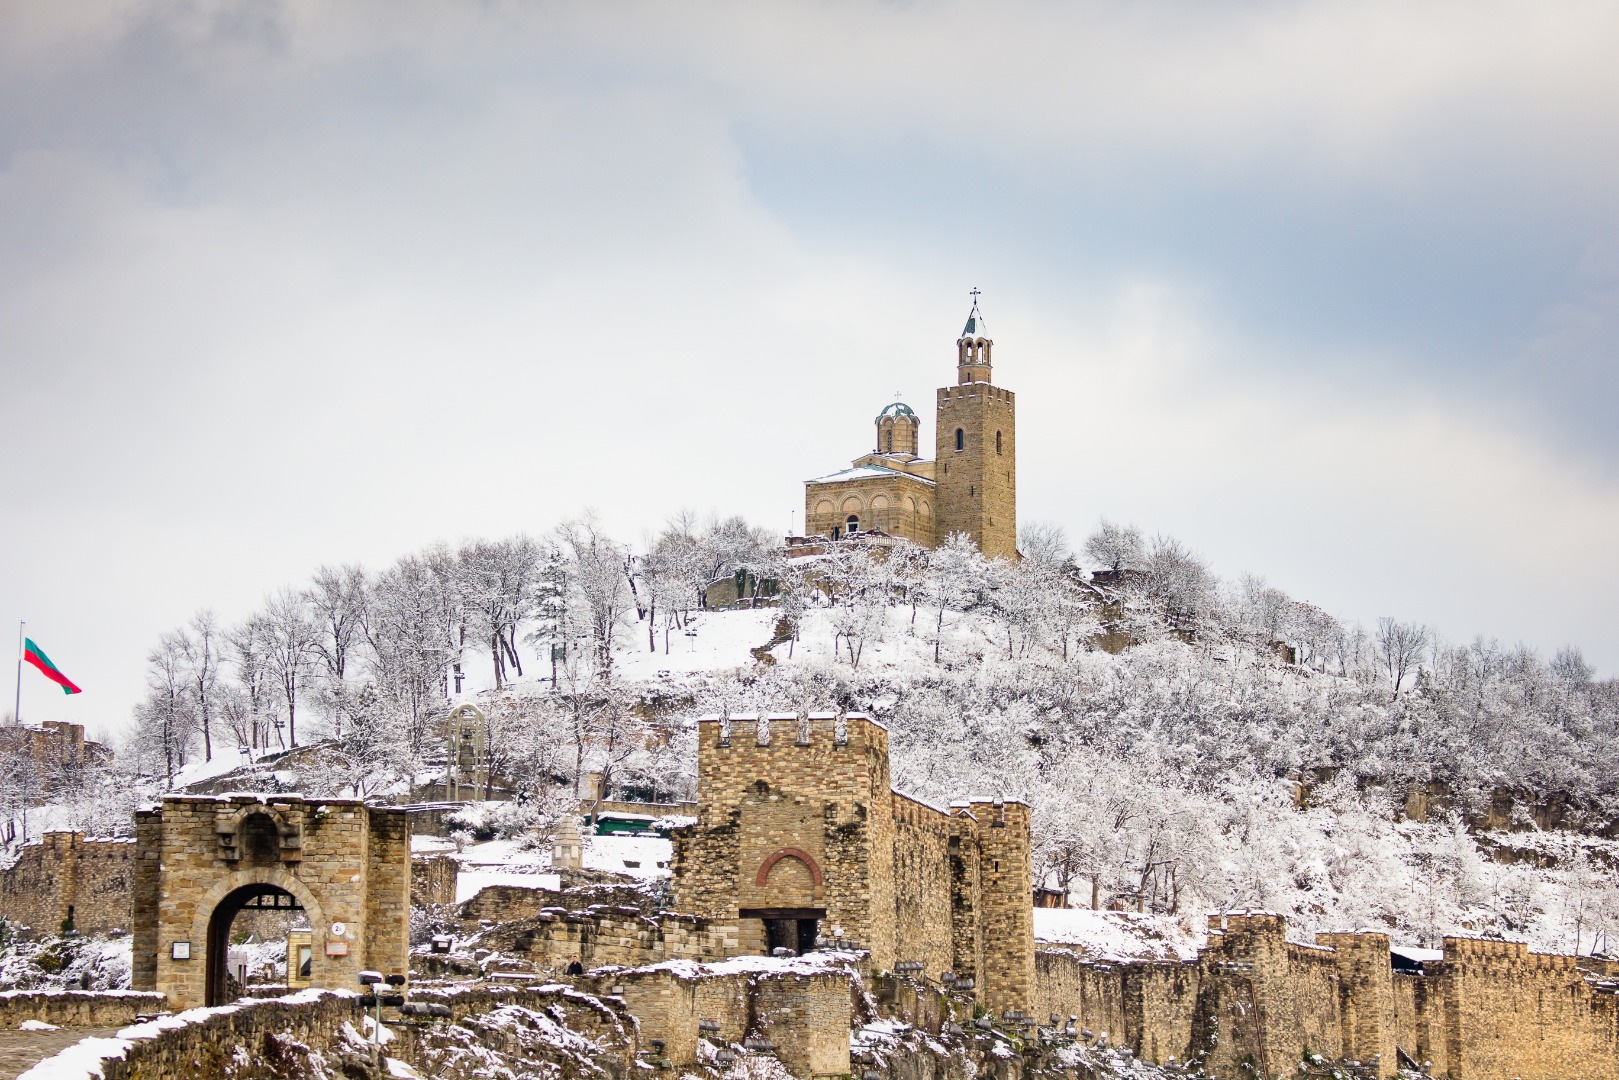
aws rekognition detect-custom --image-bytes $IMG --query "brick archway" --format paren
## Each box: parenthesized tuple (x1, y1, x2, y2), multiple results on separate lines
(756, 847, 823, 888)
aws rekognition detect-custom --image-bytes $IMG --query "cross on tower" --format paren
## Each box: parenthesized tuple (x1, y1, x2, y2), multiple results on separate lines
(969, 287, 981, 305)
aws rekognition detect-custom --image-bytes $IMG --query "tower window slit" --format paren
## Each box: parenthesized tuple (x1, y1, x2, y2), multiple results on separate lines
(955, 428, 964, 452)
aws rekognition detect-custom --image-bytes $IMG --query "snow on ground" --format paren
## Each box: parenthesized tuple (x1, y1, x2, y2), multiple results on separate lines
(0, 935, 133, 992)
(613, 609, 780, 681)
(455, 872, 561, 905)
(1032, 909, 1203, 963)
(583, 835, 670, 878)
(442, 833, 671, 904)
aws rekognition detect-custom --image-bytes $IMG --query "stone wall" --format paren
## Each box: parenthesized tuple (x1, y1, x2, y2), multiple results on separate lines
(481, 906, 735, 971)
(891, 794, 955, 979)
(410, 854, 458, 908)
(0, 989, 165, 1028)
(575, 962, 853, 1079)
(0, 833, 134, 935)
(1393, 937, 1619, 1080)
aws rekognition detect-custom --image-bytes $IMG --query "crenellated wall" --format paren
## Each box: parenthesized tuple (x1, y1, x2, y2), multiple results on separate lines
(1393, 937, 1619, 1080)
(1033, 914, 1619, 1080)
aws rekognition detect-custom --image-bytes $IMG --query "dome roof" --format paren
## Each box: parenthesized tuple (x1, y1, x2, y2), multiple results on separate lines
(876, 401, 917, 422)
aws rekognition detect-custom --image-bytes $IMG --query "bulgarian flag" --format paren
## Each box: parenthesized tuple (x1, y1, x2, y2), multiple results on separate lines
(23, 638, 82, 695)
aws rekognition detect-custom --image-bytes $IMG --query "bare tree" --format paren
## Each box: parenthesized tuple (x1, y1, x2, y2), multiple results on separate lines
(180, 610, 222, 762)
(1376, 616, 1428, 697)
(262, 588, 318, 746)
(307, 564, 369, 737)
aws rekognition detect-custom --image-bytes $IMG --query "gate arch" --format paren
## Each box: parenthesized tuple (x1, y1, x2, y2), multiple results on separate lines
(192, 868, 326, 1006)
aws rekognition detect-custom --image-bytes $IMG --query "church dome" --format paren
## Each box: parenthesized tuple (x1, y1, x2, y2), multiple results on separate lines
(876, 401, 917, 422)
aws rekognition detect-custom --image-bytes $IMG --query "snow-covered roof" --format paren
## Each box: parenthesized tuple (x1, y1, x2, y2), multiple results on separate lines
(805, 465, 934, 486)
(960, 303, 989, 340)
(875, 401, 917, 422)
(1390, 945, 1444, 963)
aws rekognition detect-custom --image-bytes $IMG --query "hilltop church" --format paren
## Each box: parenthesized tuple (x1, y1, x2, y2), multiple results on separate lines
(803, 297, 1017, 560)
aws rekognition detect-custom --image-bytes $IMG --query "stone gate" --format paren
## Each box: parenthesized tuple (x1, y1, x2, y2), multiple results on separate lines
(131, 794, 410, 1009)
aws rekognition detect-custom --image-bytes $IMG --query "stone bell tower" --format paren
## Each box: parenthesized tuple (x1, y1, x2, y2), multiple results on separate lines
(934, 294, 1017, 560)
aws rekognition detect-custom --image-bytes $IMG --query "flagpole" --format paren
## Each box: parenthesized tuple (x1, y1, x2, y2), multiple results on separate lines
(14, 621, 23, 844)
(12, 620, 21, 729)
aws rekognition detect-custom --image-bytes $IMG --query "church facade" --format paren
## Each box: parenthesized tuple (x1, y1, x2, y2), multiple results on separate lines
(803, 300, 1018, 560)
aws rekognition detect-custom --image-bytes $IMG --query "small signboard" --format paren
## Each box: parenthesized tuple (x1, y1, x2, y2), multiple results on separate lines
(171, 941, 191, 960)
(325, 940, 350, 957)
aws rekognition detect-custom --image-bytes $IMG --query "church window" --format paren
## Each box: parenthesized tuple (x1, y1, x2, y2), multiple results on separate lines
(955, 428, 964, 452)
(846, 514, 860, 534)
(886, 430, 893, 453)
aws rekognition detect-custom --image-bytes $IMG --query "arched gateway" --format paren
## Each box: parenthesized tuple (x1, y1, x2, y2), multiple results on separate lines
(131, 795, 409, 1010)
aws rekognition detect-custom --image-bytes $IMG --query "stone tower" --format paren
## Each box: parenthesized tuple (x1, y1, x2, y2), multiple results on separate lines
(934, 300, 1017, 560)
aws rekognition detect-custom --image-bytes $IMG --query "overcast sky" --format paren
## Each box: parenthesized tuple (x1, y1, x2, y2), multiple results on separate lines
(4, 1, 1618, 738)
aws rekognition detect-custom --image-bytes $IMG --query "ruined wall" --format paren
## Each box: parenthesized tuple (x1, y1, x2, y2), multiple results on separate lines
(493, 907, 736, 971)
(410, 854, 458, 908)
(576, 964, 853, 1079)
(0, 832, 134, 935)
(1393, 938, 1619, 1080)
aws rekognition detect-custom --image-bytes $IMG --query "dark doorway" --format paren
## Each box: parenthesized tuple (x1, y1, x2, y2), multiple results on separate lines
(741, 907, 824, 956)
(205, 884, 304, 1006)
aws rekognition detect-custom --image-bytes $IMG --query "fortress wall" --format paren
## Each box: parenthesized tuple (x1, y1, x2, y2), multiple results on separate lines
(675, 715, 894, 961)
(891, 793, 955, 979)
(1032, 950, 1133, 1047)
(1316, 931, 1396, 1074)
(1430, 937, 1619, 1080)
(1131, 962, 1201, 1066)
(0, 832, 134, 935)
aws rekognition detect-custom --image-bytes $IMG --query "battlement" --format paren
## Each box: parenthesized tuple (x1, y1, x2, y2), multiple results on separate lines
(937, 384, 1015, 405)
(697, 710, 884, 750)
(1206, 911, 1288, 938)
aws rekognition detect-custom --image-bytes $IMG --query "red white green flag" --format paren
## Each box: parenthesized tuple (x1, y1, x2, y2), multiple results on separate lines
(23, 638, 82, 695)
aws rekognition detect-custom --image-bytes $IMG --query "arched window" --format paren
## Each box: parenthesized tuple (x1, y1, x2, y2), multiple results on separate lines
(955, 428, 964, 452)
(996, 430, 1002, 454)
(846, 514, 860, 534)
(885, 430, 893, 453)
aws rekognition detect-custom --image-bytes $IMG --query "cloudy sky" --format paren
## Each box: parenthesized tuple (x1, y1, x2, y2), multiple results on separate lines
(3, 1, 1617, 737)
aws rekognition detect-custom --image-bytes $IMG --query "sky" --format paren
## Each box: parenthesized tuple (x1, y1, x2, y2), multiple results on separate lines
(3, 0, 1617, 738)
